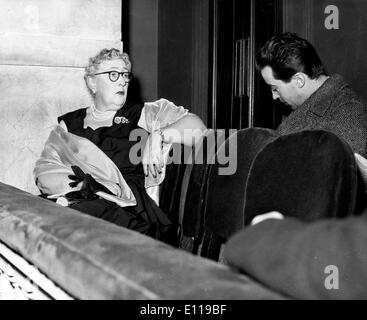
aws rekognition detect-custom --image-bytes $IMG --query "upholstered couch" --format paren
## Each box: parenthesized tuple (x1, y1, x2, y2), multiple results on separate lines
(0, 182, 285, 300)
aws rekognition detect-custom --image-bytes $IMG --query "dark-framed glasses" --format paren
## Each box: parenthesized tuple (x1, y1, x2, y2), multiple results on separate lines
(94, 71, 133, 83)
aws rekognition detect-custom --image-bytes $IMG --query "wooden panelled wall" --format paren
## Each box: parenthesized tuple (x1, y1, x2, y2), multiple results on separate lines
(283, 0, 367, 102)
(124, 0, 209, 125)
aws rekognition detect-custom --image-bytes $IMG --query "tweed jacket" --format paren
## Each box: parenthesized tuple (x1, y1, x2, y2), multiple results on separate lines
(277, 74, 367, 158)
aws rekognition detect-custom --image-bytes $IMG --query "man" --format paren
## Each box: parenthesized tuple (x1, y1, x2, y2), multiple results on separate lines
(256, 32, 367, 158)
(223, 33, 367, 299)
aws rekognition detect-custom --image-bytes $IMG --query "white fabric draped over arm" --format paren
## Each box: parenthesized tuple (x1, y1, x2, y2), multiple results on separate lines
(138, 99, 189, 203)
(34, 125, 136, 207)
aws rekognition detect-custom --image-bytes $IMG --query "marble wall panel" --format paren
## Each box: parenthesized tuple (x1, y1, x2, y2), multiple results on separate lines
(0, 66, 93, 194)
(0, 0, 121, 40)
(0, 0, 122, 67)
(1, 34, 122, 67)
(0, 0, 122, 193)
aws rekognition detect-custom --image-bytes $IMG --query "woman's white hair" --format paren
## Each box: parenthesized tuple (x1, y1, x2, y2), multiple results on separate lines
(84, 48, 132, 96)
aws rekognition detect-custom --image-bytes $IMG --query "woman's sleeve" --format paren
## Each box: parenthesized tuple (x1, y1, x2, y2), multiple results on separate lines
(138, 98, 189, 132)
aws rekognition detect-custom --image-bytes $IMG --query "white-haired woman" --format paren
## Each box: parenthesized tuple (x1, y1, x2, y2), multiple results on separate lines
(34, 48, 206, 241)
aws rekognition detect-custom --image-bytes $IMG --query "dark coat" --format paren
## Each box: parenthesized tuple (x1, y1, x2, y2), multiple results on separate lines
(277, 74, 367, 158)
(223, 210, 367, 299)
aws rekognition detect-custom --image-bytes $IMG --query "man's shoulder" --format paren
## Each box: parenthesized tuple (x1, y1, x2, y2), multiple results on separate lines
(330, 75, 367, 109)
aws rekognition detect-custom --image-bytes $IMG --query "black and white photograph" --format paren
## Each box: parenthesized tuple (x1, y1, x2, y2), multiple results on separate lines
(0, 0, 366, 307)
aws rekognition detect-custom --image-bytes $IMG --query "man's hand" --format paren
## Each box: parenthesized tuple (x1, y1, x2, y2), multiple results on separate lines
(142, 130, 164, 178)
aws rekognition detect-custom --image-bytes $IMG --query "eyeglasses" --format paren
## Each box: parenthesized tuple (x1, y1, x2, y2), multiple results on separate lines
(94, 71, 133, 83)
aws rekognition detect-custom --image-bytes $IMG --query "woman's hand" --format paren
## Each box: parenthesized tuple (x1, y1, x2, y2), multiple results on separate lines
(142, 130, 164, 178)
(66, 165, 113, 200)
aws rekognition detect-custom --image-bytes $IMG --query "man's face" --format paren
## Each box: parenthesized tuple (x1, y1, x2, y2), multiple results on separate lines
(261, 66, 302, 109)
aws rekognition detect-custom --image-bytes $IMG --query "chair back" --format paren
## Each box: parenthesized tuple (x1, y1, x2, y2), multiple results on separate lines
(159, 143, 188, 245)
(244, 130, 359, 225)
(201, 128, 280, 260)
(177, 130, 221, 253)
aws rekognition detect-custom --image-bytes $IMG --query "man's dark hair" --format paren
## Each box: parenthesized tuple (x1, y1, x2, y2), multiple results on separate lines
(256, 32, 327, 82)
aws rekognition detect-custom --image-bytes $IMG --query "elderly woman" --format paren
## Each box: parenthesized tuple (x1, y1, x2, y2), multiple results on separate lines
(34, 48, 206, 241)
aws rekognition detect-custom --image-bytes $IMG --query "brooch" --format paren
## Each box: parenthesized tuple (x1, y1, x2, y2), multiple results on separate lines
(114, 116, 130, 124)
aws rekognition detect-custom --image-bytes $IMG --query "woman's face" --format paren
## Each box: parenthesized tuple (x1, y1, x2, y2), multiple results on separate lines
(91, 59, 130, 111)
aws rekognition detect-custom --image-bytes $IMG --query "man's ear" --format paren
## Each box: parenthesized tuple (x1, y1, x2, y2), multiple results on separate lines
(292, 72, 307, 88)
(86, 76, 97, 94)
